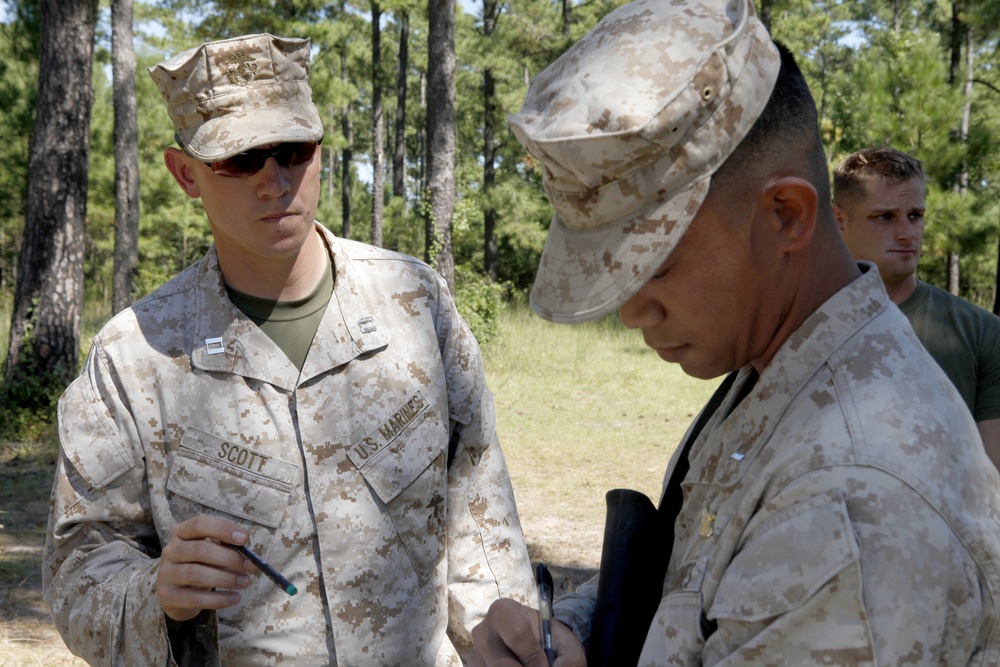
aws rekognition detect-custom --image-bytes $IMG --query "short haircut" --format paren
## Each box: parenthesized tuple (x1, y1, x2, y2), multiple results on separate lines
(832, 147, 925, 206)
(713, 41, 830, 205)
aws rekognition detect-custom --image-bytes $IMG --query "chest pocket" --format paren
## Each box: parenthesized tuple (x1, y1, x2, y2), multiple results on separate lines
(166, 428, 301, 630)
(701, 491, 872, 664)
(349, 391, 449, 583)
(166, 427, 299, 528)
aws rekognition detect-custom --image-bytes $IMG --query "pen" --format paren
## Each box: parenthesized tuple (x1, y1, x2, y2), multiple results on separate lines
(233, 544, 298, 596)
(535, 562, 556, 666)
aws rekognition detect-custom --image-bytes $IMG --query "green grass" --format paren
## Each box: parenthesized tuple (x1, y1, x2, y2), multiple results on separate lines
(483, 305, 715, 540)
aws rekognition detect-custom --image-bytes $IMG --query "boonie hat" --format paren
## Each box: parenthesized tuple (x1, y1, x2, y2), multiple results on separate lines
(509, 0, 780, 324)
(148, 34, 324, 162)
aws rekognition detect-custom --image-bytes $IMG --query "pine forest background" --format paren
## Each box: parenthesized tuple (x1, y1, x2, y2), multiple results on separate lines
(0, 0, 1000, 438)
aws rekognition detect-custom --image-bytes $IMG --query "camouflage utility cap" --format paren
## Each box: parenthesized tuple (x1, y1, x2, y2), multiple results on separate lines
(148, 34, 324, 162)
(510, 0, 780, 324)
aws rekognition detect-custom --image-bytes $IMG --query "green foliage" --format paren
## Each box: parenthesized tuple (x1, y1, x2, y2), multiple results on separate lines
(382, 195, 424, 257)
(771, 0, 1000, 306)
(453, 264, 507, 345)
(0, 1, 39, 303)
(0, 339, 69, 443)
(146, 0, 329, 40)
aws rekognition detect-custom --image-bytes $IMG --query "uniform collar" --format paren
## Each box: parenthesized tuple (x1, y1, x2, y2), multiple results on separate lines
(689, 263, 890, 487)
(189, 225, 390, 389)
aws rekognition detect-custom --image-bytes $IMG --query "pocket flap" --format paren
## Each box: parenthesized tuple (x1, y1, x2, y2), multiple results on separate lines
(166, 428, 298, 528)
(58, 373, 135, 490)
(710, 491, 860, 622)
(349, 393, 444, 504)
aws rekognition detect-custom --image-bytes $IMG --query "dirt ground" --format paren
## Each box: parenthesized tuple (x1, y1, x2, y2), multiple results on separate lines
(0, 449, 88, 666)
(0, 450, 599, 666)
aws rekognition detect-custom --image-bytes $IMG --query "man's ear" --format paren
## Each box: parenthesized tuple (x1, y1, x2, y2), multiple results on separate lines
(163, 147, 202, 199)
(759, 176, 817, 255)
(831, 202, 848, 233)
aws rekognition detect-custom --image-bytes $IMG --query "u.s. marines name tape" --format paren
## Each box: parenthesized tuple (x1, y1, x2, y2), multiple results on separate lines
(350, 391, 428, 465)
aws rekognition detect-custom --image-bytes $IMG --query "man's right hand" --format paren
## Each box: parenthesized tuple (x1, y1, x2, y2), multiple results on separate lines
(469, 598, 587, 666)
(157, 515, 256, 621)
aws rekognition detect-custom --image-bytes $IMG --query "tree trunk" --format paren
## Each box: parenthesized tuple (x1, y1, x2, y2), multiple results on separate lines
(112, 0, 139, 314)
(562, 0, 571, 37)
(759, 0, 771, 32)
(960, 28, 972, 196)
(5, 0, 97, 389)
(419, 70, 427, 257)
(393, 11, 409, 201)
(328, 103, 337, 203)
(341, 47, 353, 240)
(949, 1, 962, 87)
(948, 4, 972, 297)
(994, 217, 1000, 315)
(483, 66, 498, 282)
(483, 0, 499, 281)
(427, 0, 456, 289)
(948, 252, 961, 295)
(370, 1, 385, 248)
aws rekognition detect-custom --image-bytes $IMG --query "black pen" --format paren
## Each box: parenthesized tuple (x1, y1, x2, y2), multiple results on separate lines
(234, 544, 298, 596)
(535, 563, 556, 666)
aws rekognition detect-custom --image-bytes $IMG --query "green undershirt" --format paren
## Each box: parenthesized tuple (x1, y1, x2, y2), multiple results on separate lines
(226, 255, 334, 371)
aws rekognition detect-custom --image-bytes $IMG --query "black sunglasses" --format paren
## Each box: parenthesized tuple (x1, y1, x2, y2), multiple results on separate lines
(203, 139, 322, 178)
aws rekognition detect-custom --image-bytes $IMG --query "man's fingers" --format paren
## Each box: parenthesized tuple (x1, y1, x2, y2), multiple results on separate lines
(156, 514, 255, 621)
(161, 517, 253, 577)
(493, 616, 550, 667)
(551, 621, 586, 666)
(159, 558, 252, 590)
(159, 585, 243, 622)
(170, 514, 248, 545)
(470, 599, 566, 667)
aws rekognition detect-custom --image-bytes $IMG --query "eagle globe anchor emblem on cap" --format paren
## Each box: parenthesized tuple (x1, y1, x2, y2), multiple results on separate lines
(226, 52, 258, 86)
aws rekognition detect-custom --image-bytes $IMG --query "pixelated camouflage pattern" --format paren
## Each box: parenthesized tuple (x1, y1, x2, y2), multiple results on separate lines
(508, 0, 779, 325)
(147, 34, 324, 162)
(43, 224, 535, 666)
(554, 265, 1000, 664)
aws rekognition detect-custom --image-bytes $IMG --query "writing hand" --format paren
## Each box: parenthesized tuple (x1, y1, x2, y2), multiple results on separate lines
(470, 598, 586, 667)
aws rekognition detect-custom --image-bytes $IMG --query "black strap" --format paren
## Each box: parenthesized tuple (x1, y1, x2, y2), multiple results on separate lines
(658, 369, 759, 559)
(657, 370, 742, 515)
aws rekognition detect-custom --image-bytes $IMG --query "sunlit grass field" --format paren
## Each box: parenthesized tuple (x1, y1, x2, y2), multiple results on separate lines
(483, 305, 715, 565)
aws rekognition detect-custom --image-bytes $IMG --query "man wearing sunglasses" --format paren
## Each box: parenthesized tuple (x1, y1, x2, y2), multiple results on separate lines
(43, 33, 534, 666)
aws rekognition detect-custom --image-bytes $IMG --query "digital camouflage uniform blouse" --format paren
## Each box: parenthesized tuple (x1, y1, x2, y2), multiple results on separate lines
(44, 225, 535, 666)
(555, 265, 1000, 665)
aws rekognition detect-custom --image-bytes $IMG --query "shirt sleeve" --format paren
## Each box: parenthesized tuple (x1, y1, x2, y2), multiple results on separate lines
(433, 279, 536, 656)
(552, 575, 598, 644)
(42, 342, 219, 667)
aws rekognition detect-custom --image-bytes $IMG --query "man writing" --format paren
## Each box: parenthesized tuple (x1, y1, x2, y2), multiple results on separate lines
(833, 146, 1000, 469)
(470, 0, 1000, 664)
(43, 33, 534, 666)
